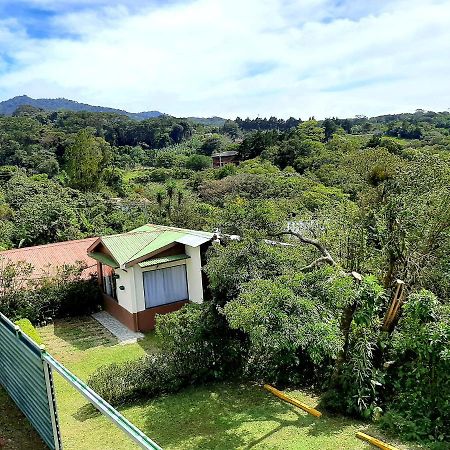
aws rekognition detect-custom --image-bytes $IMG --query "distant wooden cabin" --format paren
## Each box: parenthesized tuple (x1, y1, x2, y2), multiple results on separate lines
(211, 150, 239, 168)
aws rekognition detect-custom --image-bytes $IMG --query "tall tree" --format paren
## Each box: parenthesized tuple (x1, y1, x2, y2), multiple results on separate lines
(65, 129, 111, 191)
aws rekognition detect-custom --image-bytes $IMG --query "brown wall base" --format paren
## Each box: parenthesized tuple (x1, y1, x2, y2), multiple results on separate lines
(136, 300, 188, 332)
(103, 294, 138, 331)
(102, 294, 188, 332)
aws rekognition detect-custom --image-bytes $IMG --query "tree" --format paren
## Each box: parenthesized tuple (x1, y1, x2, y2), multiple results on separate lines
(323, 118, 339, 141)
(275, 120, 325, 171)
(185, 154, 211, 171)
(199, 136, 224, 156)
(170, 124, 185, 144)
(65, 129, 111, 191)
(224, 274, 344, 379)
(221, 120, 240, 139)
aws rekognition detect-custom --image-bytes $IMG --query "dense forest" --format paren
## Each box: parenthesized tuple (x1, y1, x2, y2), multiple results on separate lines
(1, 105, 449, 448)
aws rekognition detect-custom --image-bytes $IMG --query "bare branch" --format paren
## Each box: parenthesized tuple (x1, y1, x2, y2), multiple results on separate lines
(300, 256, 333, 272)
(271, 230, 337, 268)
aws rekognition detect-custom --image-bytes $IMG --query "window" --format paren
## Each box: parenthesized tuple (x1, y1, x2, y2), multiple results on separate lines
(101, 264, 117, 300)
(143, 265, 188, 308)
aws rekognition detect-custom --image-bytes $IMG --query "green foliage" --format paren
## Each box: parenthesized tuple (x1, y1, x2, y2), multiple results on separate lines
(199, 135, 226, 156)
(204, 237, 307, 304)
(89, 303, 239, 405)
(218, 197, 283, 236)
(224, 274, 343, 382)
(65, 129, 111, 191)
(185, 154, 211, 171)
(381, 291, 450, 443)
(14, 318, 43, 345)
(88, 353, 191, 405)
(0, 261, 102, 323)
(220, 120, 240, 138)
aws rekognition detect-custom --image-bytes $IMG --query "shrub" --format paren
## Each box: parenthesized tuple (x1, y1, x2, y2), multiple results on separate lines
(0, 262, 102, 324)
(380, 291, 450, 443)
(88, 353, 190, 405)
(15, 318, 43, 345)
(135, 168, 173, 183)
(185, 154, 211, 171)
(89, 303, 241, 405)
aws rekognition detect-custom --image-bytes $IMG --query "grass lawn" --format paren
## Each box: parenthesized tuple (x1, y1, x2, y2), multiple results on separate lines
(0, 386, 46, 449)
(3, 316, 425, 450)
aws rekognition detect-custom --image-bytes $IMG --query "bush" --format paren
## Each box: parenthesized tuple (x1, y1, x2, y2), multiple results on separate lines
(185, 154, 211, 171)
(89, 303, 241, 405)
(88, 353, 190, 405)
(134, 168, 173, 183)
(15, 318, 43, 345)
(0, 262, 102, 324)
(380, 291, 450, 443)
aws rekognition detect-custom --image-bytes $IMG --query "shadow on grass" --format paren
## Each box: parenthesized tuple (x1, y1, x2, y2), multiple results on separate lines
(137, 330, 163, 354)
(51, 316, 118, 351)
(71, 379, 424, 450)
(129, 382, 353, 450)
(72, 403, 102, 422)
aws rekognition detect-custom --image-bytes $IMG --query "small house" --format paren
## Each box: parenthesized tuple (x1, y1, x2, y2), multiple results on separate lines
(88, 224, 214, 332)
(211, 150, 239, 168)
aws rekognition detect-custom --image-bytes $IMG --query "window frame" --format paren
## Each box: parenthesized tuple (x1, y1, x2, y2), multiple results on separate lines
(143, 263, 189, 309)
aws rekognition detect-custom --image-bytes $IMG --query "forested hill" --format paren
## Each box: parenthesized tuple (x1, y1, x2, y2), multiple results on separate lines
(0, 95, 163, 119)
(0, 96, 228, 125)
(1, 106, 449, 447)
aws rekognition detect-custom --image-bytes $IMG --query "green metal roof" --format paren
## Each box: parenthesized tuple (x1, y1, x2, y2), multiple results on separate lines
(128, 231, 185, 263)
(138, 254, 190, 268)
(88, 252, 119, 268)
(92, 224, 214, 268)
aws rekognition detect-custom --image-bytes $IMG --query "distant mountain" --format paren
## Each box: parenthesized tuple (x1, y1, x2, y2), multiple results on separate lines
(187, 116, 226, 126)
(0, 95, 163, 120)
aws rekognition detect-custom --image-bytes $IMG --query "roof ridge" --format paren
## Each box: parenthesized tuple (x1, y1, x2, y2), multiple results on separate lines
(123, 228, 173, 264)
(144, 224, 212, 237)
(102, 229, 158, 239)
(0, 237, 98, 255)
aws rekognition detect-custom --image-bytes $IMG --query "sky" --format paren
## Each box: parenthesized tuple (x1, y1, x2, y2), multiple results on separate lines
(0, 0, 450, 118)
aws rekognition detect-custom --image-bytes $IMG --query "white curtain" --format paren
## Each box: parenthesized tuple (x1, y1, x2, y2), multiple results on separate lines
(143, 265, 188, 308)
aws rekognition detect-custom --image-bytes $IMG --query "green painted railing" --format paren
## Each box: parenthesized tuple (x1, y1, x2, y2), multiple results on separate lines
(0, 313, 62, 449)
(0, 312, 162, 450)
(43, 352, 163, 450)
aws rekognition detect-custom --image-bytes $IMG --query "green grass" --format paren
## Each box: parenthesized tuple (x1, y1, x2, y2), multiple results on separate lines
(122, 168, 149, 183)
(2, 316, 426, 449)
(0, 387, 46, 449)
(15, 318, 43, 345)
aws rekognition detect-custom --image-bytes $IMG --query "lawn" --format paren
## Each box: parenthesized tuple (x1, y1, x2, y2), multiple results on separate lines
(0, 386, 46, 450)
(3, 316, 425, 450)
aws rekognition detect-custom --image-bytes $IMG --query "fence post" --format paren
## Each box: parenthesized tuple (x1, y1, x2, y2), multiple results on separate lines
(41, 346, 63, 450)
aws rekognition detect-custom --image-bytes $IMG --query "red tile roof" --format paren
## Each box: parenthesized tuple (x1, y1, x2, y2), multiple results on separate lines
(0, 238, 98, 280)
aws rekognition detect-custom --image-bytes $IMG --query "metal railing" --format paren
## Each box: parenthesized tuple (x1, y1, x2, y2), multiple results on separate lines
(0, 312, 162, 450)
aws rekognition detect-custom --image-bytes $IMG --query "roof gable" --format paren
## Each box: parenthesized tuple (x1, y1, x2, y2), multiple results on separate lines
(89, 224, 213, 268)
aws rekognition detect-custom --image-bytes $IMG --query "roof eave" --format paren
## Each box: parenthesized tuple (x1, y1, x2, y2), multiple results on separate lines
(86, 237, 103, 253)
(124, 242, 177, 268)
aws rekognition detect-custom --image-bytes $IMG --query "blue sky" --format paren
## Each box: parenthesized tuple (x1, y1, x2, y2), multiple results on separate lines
(1, 0, 450, 118)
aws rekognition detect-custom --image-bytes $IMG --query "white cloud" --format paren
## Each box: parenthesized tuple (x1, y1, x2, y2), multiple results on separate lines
(1, 0, 450, 118)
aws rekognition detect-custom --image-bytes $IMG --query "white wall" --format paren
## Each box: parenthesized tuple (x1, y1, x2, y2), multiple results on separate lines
(116, 244, 205, 313)
(133, 265, 145, 313)
(114, 268, 138, 313)
(185, 244, 204, 304)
